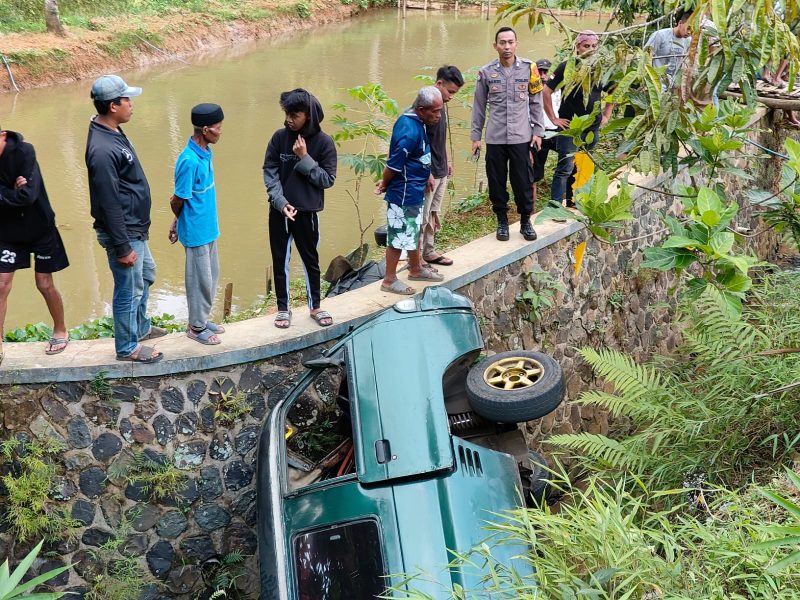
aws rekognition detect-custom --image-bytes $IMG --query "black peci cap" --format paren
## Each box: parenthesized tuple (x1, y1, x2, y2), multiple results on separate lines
(191, 103, 224, 127)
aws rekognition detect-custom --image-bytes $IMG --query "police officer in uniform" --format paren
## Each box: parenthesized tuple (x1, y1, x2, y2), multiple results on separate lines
(471, 26, 545, 242)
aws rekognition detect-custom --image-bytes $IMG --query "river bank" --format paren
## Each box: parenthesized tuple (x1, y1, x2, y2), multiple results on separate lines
(0, 0, 372, 93)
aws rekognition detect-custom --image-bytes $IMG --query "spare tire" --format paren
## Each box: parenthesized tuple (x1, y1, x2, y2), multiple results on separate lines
(465, 351, 564, 423)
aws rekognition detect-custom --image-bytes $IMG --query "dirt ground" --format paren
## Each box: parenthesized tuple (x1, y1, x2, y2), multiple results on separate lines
(0, 0, 360, 93)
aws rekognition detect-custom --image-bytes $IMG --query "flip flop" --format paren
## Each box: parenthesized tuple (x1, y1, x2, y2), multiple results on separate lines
(424, 254, 454, 266)
(381, 280, 416, 295)
(408, 267, 445, 282)
(187, 327, 221, 345)
(116, 345, 163, 363)
(311, 310, 333, 327)
(274, 311, 292, 329)
(206, 321, 225, 334)
(139, 326, 168, 341)
(45, 336, 70, 355)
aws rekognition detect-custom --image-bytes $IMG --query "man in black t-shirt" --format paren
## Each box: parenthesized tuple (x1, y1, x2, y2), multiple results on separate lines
(422, 66, 463, 266)
(0, 125, 70, 364)
(543, 30, 614, 206)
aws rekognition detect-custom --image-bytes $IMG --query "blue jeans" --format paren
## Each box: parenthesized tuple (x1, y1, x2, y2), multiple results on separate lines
(551, 125, 599, 204)
(96, 233, 155, 356)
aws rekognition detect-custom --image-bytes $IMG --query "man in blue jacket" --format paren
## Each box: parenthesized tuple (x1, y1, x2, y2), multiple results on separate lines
(0, 126, 69, 364)
(375, 86, 446, 295)
(85, 75, 165, 363)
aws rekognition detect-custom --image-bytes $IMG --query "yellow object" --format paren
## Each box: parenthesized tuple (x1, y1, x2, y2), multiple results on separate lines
(285, 425, 295, 440)
(528, 67, 544, 95)
(574, 241, 587, 275)
(572, 151, 594, 191)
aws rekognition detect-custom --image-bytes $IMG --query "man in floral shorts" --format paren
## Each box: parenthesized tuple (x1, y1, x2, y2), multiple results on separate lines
(375, 87, 445, 295)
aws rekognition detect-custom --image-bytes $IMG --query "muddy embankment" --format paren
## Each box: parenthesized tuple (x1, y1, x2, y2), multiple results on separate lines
(0, 0, 368, 93)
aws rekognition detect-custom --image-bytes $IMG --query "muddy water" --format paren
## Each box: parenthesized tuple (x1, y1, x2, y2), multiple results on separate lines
(1, 10, 588, 329)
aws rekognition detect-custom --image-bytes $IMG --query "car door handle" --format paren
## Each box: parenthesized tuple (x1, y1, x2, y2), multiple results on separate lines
(375, 439, 391, 464)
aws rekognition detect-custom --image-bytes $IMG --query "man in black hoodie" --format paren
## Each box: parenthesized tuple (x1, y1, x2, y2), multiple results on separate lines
(263, 89, 337, 329)
(85, 75, 164, 363)
(0, 126, 69, 363)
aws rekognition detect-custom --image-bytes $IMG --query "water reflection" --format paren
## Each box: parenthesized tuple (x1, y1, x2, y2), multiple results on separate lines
(0, 9, 581, 328)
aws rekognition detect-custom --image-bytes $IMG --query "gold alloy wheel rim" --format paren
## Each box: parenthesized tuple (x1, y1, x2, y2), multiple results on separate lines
(483, 357, 544, 390)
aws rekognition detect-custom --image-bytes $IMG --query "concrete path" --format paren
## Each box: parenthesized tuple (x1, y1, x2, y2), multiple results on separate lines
(0, 218, 582, 384)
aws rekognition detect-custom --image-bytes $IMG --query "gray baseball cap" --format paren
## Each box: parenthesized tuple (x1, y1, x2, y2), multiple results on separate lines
(536, 58, 552, 71)
(91, 75, 142, 101)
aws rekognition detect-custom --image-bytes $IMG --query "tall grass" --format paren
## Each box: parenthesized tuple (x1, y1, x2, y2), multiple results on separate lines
(389, 271, 800, 599)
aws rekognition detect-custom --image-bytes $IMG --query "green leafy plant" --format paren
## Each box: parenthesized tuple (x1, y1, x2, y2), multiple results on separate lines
(0, 438, 80, 543)
(110, 450, 188, 501)
(536, 171, 634, 242)
(641, 186, 760, 316)
(452, 191, 487, 214)
(515, 266, 567, 323)
(333, 83, 398, 261)
(5, 313, 181, 342)
(607, 290, 624, 311)
(294, 0, 311, 18)
(0, 539, 71, 600)
(88, 370, 113, 402)
(85, 516, 151, 600)
(214, 388, 251, 425)
(202, 551, 246, 599)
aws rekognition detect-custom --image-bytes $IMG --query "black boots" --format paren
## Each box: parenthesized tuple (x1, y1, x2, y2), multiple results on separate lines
(520, 216, 537, 241)
(496, 214, 510, 241)
(497, 214, 536, 241)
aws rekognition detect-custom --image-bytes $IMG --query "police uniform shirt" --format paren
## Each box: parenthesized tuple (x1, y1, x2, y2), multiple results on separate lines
(470, 57, 545, 145)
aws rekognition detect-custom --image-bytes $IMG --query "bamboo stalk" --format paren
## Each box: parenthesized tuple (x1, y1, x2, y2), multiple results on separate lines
(1, 55, 20, 93)
(223, 282, 233, 319)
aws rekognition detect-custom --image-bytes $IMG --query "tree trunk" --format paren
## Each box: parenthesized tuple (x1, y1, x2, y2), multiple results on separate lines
(44, 0, 66, 36)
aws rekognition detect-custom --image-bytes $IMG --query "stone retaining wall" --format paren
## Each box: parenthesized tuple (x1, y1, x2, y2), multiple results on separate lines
(0, 115, 788, 599)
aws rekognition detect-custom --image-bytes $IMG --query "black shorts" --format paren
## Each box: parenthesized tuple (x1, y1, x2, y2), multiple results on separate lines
(0, 228, 70, 273)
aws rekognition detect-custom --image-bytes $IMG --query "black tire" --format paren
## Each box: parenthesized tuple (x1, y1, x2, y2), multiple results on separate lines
(522, 450, 550, 506)
(465, 350, 564, 423)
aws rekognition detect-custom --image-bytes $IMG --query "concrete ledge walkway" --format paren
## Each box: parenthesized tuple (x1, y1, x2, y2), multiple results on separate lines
(0, 218, 583, 384)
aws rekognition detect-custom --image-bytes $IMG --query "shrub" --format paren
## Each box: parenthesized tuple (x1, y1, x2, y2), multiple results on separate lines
(0, 438, 80, 543)
(295, 0, 311, 18)
(549, 272, 800, 490)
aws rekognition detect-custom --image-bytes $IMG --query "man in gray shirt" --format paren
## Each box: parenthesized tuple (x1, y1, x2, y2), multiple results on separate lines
(644, 10, 692, 88)
(471, 26, 545, 242)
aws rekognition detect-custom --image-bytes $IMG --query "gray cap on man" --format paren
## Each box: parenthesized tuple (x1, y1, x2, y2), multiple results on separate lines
(91, 75, 142, 101)
(535, 58, 552, 71)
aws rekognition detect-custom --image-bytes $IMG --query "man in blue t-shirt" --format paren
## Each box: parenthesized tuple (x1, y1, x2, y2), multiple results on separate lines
(375, 87, 445, 295)
(168, 103, 226, 345)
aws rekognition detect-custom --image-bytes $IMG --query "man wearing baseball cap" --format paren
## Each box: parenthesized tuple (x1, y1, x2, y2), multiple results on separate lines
(85, 74, 165, 363)
(168, 103, 225, 345)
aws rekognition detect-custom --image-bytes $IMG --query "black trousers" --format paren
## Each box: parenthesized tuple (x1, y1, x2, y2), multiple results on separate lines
(486, 142, 534, 217)
(268, 209, 321, 312)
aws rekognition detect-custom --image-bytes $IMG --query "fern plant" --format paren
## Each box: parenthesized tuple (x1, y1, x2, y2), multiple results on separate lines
(549, 275, 800, 489)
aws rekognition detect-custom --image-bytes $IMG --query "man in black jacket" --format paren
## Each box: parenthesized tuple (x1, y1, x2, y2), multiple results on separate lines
(0, 126, 69, 363)
(85, 75, 164, 363)
(263, 88, 337, 330)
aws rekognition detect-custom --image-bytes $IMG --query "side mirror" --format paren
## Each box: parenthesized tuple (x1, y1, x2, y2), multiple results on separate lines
(302, 356, 345, 370)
